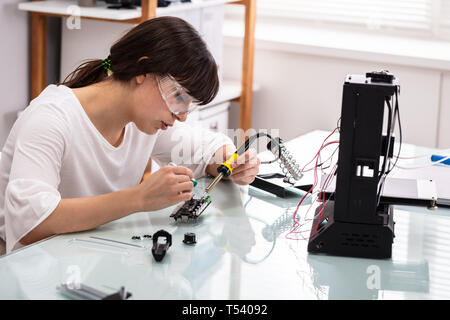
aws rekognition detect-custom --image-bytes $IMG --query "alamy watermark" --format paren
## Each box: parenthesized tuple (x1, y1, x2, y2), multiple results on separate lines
(366, 264, 381, 290)
(66, 5, 81, 30)
(168, 128, 281, 166)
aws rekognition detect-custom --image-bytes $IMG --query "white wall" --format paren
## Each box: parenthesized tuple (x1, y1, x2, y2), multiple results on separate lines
(224, 38, 448, 149)
(438, 74, 450, 148)
(0, 0, 29, 147)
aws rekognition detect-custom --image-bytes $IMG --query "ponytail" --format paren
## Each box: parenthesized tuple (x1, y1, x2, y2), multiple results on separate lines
(59, 59, 109, 89)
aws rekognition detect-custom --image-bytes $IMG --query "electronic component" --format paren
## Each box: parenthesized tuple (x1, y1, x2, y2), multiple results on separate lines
(151, 229, 172, 262)
(131, 236, 141, 240)
(57, 283, 132, 300)
(366, 70, 395, 83)
(170, 195, 211, 222)
(183, 232, 197, 245)
(143, 234, 152, 239)
(307, 71, 399, 259)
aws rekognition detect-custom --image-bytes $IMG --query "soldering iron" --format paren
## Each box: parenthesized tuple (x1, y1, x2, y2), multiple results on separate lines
(170, 132, 303, 222)
(205, 133, 303, 193)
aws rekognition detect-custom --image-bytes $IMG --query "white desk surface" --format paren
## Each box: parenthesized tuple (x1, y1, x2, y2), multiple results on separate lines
(1, 130, 450, 299)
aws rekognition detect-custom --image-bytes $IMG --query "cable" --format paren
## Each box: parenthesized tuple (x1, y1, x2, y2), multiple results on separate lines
(394, 149, 450, 160)
(286, 128, 340, 240)
(314, 145, 339, 171)
(394, 155, 450, 169)
(310, 164, 338, 239)
(378, 96, 393, 180)
(301, 127, 340, 173)
(377, 88, 402, 206)
(386, 89, 402, 175)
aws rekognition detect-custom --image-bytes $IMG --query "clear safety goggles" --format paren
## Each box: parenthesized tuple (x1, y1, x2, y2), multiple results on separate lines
(157, 75, 199, 115)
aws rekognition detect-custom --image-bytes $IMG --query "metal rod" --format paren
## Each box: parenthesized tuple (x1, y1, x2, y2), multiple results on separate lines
(89, 236, 144, 248)
(205, 172, 224, 193)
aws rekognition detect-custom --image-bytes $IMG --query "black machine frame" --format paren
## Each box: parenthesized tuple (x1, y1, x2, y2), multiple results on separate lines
(307, 72, 400, 259)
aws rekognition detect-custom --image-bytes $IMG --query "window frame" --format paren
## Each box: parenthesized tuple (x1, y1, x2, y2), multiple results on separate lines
(225, 0, 450, 42)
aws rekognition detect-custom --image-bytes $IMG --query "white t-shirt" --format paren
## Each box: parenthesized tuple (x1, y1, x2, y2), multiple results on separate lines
(0, 85, 233, 253)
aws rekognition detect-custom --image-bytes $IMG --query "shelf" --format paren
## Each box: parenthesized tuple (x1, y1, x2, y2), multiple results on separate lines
(18, 0, 239, 21)
(19, 0, 140, 20)
(22, 0, 256, 130)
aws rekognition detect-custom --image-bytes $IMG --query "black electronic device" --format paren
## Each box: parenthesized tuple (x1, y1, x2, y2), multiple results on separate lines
(151, 229, 172, 262)
(105, 0, 139, 9)
(106, 0, 192, 8)
(307, 71, 400, 259)
(157, 0, 191, 7)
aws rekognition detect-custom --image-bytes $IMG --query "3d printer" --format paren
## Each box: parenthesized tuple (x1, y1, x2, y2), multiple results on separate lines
(307, 71, 400, 259)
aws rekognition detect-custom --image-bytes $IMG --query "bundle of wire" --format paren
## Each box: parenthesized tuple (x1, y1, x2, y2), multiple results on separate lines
(376, 88, 402, 206)
(286, 127, 340, 241)
(286, 88, 411, 241)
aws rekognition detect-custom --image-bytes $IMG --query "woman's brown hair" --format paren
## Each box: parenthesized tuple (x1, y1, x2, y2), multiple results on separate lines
(60, 16, 219, 105)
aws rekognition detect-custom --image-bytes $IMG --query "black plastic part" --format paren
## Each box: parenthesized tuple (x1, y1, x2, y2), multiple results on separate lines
(217, 164, 231, 177)
(183, 232, 197, 245)
(250, 176, 288, 198)
(106, 0, 138, 9)
(257, 173, 286, 180)
(151, 230, 172, 262)
(131, 236, 141, 240)
(308, 201, 394, 259)
(143, 234, 152, 239)
(366, 70, 395, 83)
(307, 72, 398, 259)
(381, 135, 395, 158)
(102, 291, 132, 300)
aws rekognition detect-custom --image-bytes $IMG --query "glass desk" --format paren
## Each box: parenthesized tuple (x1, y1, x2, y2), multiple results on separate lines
(1, 131, 449, 299)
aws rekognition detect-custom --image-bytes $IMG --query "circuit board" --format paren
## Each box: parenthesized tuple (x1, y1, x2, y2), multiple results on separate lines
(170, 195, 211, 222)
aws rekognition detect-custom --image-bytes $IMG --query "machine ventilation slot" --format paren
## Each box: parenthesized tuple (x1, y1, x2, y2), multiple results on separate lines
(340, 233, 379, 248)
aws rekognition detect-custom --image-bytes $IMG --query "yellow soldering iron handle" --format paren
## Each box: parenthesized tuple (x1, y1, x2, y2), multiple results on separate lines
(217, 153, 238, 178)
(216, 133, 263, 178)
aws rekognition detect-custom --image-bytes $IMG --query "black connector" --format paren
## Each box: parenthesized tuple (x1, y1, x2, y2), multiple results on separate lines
(151, 230, 172, 262)
(366, 70, 395, 84)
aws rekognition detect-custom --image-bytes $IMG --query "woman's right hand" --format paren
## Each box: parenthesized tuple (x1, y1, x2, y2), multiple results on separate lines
(136, 165, 194, 212)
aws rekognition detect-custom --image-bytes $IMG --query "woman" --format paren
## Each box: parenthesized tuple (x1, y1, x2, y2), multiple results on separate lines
(0, 17, 260, 254)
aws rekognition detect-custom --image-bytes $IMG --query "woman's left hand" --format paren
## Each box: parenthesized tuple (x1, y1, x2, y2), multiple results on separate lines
(228, 148, 260, 185)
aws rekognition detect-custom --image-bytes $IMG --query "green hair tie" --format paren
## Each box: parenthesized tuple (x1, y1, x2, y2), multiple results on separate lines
(101, 56, 113, 76)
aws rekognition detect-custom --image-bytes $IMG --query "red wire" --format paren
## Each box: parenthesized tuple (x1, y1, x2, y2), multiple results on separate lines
(310, 164, 337, 239)
(301, 127, 340, 173)
(286, 141, 321, 239)
(301, 141, 339, 173)
(286, 128, 340, 240)
(286, 164, 337, 240)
